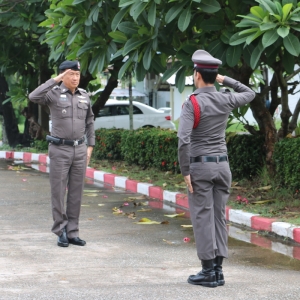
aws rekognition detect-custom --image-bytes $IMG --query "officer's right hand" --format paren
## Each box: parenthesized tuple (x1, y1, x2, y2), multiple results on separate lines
(216, 74, 225, 84)
(184, 175, 193, 193)
(53, 69, 72, 83)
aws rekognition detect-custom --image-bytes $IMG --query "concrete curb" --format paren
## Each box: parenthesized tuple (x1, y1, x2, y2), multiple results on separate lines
(1, 150, 300, 260)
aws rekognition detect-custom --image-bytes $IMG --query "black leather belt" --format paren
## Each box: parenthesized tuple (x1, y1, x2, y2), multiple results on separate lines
(190, 155, 228, 163)
(46, 135, 85, 146)
(61, 137, 85, 146)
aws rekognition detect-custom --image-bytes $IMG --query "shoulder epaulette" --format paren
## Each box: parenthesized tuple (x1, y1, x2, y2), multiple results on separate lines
(78, 88, 87, 93)
(52, 85, 60, 90)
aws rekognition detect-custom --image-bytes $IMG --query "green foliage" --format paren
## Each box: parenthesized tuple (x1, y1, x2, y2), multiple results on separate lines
(94, 128, 124, 160)
(31, 139, 49, 152)
(227, 134, 265, 180)
(273, 137, 300, 191)
(94, 128, 180, 173)
(231, 0, 300, 69)
(94, 128, 269, 179)
(120, 128, 179, 172)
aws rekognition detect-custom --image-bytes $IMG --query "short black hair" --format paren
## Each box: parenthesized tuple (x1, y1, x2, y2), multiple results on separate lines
(194, 67, 218, 84)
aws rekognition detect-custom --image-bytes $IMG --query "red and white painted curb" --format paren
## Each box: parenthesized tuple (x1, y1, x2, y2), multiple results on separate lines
(1, 150, 300, 259)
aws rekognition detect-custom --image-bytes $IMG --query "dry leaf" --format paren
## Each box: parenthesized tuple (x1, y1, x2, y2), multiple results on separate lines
(181, 225, 193, 228)
(99, 216, 104, 218)
(252, 199, 275, 204)
(126, 212, 136, 219)
(81, 205, 90, 207)
(257, 185, 272, 190)
(163, 239, 174, 245)
(98, 204, 105, 206)
(161, 221, 169, 225)
(134, 218, 161, 224)
(84, 193, 99, 197)
(164, 212, 185, 218)
(137, 208, 152, 212)
(128, 195, 147, 200)
(83, 189, 101, 193)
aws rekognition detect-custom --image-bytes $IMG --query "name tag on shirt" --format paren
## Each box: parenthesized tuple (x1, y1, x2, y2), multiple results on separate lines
(59, 95, 67, 101)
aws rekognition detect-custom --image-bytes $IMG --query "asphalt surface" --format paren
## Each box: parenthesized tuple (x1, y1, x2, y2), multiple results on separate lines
(0, 159, 300, 300)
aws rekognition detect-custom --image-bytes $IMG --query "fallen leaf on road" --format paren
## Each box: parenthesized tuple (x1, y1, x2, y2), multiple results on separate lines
(126, 212, 136, 219)
(137, 208, 152, 212)
(128, 195, 147, 200)
(183, 237, 191, 243)
(83, 189, 101, 193)
(84, 193, 99, 197)
(163, 239, 174, 245)
(98, 204, 105, 206)
(81, 205, 90, 207)
(164, 212, 185, 218)
(181, 225, 193, 228)
(134, 218, 161, 224)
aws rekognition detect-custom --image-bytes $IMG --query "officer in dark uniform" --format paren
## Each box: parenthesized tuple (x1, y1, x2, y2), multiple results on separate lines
(178, 50, 255, 287)
(29, 60, 95, 247)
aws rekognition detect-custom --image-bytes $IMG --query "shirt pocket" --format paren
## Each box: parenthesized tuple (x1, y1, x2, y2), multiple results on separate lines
(56, 101, 72, 118)
(77, 102, 88, 119)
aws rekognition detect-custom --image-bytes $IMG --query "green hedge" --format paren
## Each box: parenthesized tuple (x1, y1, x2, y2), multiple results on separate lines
(273, 137, 300, 191)
(94, 128, 123, 160)
(94, 128, 267, 178)
(227, 134, 265, 180)
(94, 128, 180, 172)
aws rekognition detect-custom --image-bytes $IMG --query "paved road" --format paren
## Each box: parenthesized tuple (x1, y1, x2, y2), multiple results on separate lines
(0, 159, 300, 300)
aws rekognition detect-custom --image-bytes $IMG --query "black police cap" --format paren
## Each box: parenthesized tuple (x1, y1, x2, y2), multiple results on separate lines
(59, 60, 81, 71)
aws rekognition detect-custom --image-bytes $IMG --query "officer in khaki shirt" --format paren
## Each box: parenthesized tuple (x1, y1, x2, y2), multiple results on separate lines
(178, 50, 255, 287)
(29, 60, 95, 247)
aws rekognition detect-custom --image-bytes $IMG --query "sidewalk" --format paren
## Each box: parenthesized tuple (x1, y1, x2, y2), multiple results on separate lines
(1, 150, 300, 254)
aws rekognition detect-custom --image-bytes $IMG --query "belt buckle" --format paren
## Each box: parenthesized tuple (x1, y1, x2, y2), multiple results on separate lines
(73, 140, 78, 147)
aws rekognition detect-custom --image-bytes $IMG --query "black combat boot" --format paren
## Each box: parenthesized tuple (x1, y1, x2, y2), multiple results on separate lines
(188, 259, 218, 287)
(214, 256, 225, 286)
(57, 227, 69, 247)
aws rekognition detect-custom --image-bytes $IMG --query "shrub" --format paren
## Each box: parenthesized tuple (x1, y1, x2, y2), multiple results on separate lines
(94, 128, 123, 160)
(227, 134, 265, 180)
(273, 137, 300, 191)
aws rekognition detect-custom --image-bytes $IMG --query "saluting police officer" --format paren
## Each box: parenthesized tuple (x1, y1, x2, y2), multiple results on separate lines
(178, 50, 255, 287)
(29, 60, 95, 247)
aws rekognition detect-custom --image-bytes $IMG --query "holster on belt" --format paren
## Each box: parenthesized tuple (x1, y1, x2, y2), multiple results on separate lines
(46, 135, 60, 145)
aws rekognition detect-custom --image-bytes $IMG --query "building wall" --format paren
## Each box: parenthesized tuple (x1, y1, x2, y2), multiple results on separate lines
(171, 86, 194, 121)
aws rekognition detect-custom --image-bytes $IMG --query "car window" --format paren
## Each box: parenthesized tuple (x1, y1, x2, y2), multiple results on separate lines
(133, 105, 143, 115)
(98, 106, 112, 117)
(116, 105, 129, 115)
(114, 105, 143, 116)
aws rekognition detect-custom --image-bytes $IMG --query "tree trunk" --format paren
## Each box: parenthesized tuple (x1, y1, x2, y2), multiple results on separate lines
(276, 69, 292, 139)
(288, 98, 300, 134)
(249, 94, 277, 175)
(0, 74, 20, 147)
(92, 72, 118, 118)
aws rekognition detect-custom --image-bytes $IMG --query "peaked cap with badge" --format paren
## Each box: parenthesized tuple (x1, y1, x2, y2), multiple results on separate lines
(59, 60, 81, 72)
(192, 50, 222, 69)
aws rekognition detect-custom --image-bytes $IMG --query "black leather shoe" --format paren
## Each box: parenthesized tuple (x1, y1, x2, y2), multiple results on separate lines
(68, 237, 86, 246)
(57, 228, 69, 247)
(188, 259, 217, 288)
(214, 256, 225, 286)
